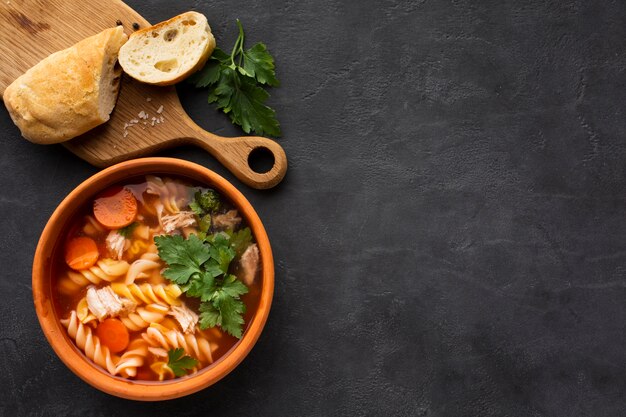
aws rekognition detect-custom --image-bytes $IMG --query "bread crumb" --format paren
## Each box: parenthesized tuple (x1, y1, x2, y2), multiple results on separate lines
(123, 130, 129, 138)
(130, 119, 139, 124)
(160, 115, 165, 123)
(146, 97, 152, 102)
(138, 110, 147, 119)
(156, 105, 164, 114)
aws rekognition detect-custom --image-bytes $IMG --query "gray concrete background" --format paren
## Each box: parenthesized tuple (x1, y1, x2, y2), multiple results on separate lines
(1, 0, 626, 416)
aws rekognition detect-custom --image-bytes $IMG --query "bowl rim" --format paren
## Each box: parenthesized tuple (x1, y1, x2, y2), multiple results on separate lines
(32, 157, 274, 401)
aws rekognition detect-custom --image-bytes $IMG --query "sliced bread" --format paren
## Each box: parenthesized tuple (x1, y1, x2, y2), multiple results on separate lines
(3, 26, 128, 144)
(118, 12, 216, 86)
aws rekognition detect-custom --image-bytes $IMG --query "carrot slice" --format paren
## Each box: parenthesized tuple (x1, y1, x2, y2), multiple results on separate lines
(93, 187, 138, 229)
(65, 236, 99, 270)
(96, 318, 130, 353)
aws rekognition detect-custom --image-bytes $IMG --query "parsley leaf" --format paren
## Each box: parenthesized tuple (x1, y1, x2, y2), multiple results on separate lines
(199, 302, 220, 329)
(220, 274, 249, 298)
(214, 291, 247, 339)
(191, 20, 281, 137)
(189, 48, 230, 86)
(167, 348, 198, 377)
(189, 59, 222, 87)
(154, 234, 209, 285)
(208, 67, 281, 137)
(227, 227, 253, 256)
(198, 276, 248, 339)
(155, 232, 250, 338)
(203, 259, 227, 278)
(163, 264, 200, 286)
(242, 43, 279, 87)
(207, 234, 236, 271)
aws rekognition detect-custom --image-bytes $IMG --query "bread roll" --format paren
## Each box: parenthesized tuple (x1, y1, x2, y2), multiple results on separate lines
(3, 26, 128, 144)
(118, 12, 215, 86)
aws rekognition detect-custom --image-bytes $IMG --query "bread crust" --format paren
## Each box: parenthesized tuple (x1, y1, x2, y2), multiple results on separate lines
(119, 12, 216, 86)
(3, 26, 128, 144)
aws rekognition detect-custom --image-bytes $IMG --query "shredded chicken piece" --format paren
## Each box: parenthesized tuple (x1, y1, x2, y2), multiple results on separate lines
(106, 230, 126, 260)
(240, 244, 260, 286)
(86, 286, 136, 321)
(213, 210, 242, 230)
(151, 204, 166, 237)
(161, 211, 197, 234)
(169, 304, 199, 334)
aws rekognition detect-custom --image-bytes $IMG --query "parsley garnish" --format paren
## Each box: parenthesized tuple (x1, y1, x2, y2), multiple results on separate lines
(167, 348, 198, 377)
(227, 227, 253, 257)
(198, 277, 247, 337)
(117, 222, 137, 238)
(154, 233, 249, 338)
(190, 20, 280, 137)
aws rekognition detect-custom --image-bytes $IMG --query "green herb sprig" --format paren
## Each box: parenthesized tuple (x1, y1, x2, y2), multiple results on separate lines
(154, 233, 249, 338)
(190, 19, 281, 137)
(167, 348, 198, 377)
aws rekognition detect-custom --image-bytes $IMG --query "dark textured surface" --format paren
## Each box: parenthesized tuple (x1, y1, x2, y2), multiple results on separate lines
(2, 0, 626, 416)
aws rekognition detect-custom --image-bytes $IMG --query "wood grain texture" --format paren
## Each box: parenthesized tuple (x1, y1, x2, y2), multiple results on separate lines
(0, 0, 287, 189)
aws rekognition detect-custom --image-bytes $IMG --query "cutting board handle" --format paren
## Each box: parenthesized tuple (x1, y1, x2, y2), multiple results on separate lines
(184, 118, 288, 189)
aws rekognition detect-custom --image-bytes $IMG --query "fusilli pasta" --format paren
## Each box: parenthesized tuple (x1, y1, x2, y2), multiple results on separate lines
(58, 259, 130, 294)
(114, 339, 149, 378)
(120, 304, 168, 331)
(110, 282, 182, 306)
(76, 297, 97, 325)
(142, 322, 214, 364)
(61, 311, 118, 374)
(125, 253, 161, 284)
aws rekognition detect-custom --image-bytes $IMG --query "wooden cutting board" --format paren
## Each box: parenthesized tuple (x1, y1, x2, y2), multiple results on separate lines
(0, 0, 287, 189)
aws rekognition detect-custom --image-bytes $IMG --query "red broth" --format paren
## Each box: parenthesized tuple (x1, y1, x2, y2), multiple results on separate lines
(51, 175, 261, 381)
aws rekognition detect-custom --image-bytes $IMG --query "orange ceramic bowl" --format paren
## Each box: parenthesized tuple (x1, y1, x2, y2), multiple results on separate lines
(32, 157, 274, 401)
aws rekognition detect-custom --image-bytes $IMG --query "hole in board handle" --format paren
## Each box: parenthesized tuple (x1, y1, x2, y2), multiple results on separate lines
(248, 147, 275, 174)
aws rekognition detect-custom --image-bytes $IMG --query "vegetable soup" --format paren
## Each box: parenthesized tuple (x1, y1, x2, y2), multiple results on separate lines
(52, 175, 261, 381)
